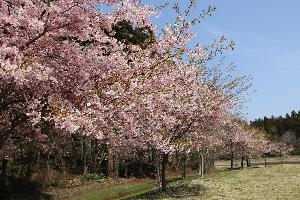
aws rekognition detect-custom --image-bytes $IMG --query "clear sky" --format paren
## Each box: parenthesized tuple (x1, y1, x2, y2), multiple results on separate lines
(143, 0, 300, 121)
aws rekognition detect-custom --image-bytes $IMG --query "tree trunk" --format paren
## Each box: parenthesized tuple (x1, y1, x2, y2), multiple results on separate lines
(264, 158, 267, 167)
(83, 161, 88, 175)
(60, 154, 66, 176)
(1, 158, 8, 177)
(198, 153, 204, 176)
(83, 141, 88, 176)
(198, 154, 203, 176)
(241, 156, 244, 170)
(230, 153, 234, 170)
(204, 156, 209, 174)
(156, 160, 161, 188)
(155, 151, 162, 188)
(246, 158, 250, 167)
(161, 153, 168, 192)
(26, 159, 33, 178)
(47, 153, 50, 171)
(124, 164, 129, 177)
(201, 154, 204, 175)
(36, 151, 40, 170)
(137, 152, 144, 178)
(108, 148, 119, 178)
(81, 138, 88, 175)
(181, 154, 187, 179)
(138, 163, 144, 178)
(209, 158, 215, 172)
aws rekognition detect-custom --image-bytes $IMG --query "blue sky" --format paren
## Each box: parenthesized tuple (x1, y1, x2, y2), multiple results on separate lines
(142, 0, 300, 121)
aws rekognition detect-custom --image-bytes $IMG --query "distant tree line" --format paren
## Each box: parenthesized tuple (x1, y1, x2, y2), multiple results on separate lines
(250, 110, 300, 154)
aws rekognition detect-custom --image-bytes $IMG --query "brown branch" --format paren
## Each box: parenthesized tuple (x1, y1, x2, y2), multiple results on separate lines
(21, 27, 48, 50)
(21, 21, 78, 50)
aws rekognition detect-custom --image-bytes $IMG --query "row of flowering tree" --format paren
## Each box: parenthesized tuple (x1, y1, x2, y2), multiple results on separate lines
(0, 0, 293, 193)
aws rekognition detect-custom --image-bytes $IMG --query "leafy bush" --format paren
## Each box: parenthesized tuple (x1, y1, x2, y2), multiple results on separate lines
(85, 173, 109, 182)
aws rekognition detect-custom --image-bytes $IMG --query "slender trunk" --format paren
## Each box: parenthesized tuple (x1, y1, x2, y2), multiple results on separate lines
(108, 148, 119, 178)
(246, 158, 250, 167)
(264, 158, 267, 167)
(181, 154, 187, 179)
(83, 140, 88, 175)
(1, 158, 8, 177)
(26, 160, 33, 178)
(203, 155, 209, 174)
(161, 154, 168, 192)
(60, 154, 66, 176)
(54, 156, 58, 170)
(92, 140, 98, 172)
(108, 148, 114, 177)
(36, 151, 40, 169)
(81, 139, 84, 161)
(81, 139, 86, 175)
(241, 156, 244, 170)
(156, 160, 161, 188)
(230, 154, 234, 170)
(198, 153, 205, 176)
(198, 154, 202, 176)
(138, 163, 144, 178)
(209, 158, 215, 172)
(25, 151, 35, 178)
(211, 159, 215, 168)
(201, 154, 204, 176)
(137, 152, 144, 177)
(43, 153, 50, 188)
(47, 153, 50, 171)
(96, 159, 100, 171)
(155, 150, 162, 188)
(124, 164, 128, 177)
(20, 148, 25, 176)
(83, 162, 88, 175)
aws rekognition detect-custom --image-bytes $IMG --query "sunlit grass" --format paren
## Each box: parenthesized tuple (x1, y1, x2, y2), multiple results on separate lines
(72, 164, 300, 200)
(124, 164, 300, 200)
(197, 164, 300, 200)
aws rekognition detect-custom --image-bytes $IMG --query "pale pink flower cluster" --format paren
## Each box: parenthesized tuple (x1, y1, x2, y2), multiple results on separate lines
(0, 0, 286, 159)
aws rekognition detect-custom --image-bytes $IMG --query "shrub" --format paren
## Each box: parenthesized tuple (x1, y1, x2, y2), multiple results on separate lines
(85, 173, 109, 182)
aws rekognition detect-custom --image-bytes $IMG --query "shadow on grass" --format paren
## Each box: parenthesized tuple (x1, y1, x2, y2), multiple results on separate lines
(123, 182, 203, 200)
(166, 177, 182, 184)
(0, 176, 53, 200)
(251, 160, 300, 166)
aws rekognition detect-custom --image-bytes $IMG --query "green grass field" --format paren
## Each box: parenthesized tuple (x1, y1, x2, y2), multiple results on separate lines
(73, 164, 300, 200)
(197, 164, 300, 200)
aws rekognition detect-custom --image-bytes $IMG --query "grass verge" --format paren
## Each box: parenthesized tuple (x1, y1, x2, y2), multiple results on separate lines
(73, 179, 155, 200)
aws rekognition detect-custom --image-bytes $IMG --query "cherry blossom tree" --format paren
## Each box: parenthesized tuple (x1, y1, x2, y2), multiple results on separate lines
(1, 0, 276, 194)
(1, 0, 156, 133)
(0, 0, 160, 178)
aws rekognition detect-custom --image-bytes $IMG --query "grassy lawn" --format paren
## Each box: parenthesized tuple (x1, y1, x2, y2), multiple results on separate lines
(123, 164, 300, 200)
(198, 165, 300, 200)
(73, 179, 155, 200)
(72, 176, 199, 200)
